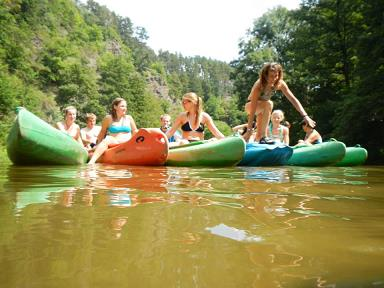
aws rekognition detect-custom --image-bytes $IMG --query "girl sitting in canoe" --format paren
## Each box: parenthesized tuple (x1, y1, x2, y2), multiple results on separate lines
(243, 62, 316, 144)
(166, 92, 225, 146)
(56, 106, 83, 145)
(268, 110, 289, 145)
(88, 98, 138, 164)
(296, 120, 322, 145)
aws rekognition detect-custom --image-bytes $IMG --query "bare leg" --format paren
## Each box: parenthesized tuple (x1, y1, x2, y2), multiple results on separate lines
(255, 100, 273, 141)
(88, 138, 115, 164)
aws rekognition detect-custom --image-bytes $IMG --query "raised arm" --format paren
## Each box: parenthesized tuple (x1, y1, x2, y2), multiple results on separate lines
(280, 80, 316, 128)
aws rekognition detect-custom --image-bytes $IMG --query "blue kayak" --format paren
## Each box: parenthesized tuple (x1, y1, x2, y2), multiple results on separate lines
(238, 143, 293, 166)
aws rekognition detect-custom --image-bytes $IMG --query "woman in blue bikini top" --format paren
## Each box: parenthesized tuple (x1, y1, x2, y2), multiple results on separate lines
(166, 92, 225, 145)
(88, 98, 138, 164)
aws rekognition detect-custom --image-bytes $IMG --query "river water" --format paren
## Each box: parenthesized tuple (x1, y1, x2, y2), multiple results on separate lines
(0, 163, 383, 287)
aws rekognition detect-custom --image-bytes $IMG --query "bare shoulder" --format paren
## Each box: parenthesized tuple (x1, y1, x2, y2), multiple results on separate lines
(277, 79, 288, 90)
(177, 111, 188, 120)
(126, 114, 134, 121)
(253, 79, 262, 90)
(202, 112, 212, 121)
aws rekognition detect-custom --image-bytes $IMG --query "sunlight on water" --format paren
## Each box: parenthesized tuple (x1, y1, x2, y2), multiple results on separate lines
(0, 164, 383, 287)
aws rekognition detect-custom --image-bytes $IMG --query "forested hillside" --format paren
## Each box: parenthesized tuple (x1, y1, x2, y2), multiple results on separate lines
(0, 0, 382, 163)
(0, 0, 237, 159)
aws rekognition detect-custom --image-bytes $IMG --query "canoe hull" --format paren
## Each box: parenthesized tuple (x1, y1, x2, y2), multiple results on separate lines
(287, 141, 346, 166)
(99, 128, 168, 166)
(335, 146, 368, 166)
(7, 107, 88, 165)
(238, 143, 293, 166)
(166, 137, 246, 167)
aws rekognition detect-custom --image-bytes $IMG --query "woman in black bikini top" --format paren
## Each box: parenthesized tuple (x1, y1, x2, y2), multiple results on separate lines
(165, 92, 224, 145)
(181, 121, 205, 133)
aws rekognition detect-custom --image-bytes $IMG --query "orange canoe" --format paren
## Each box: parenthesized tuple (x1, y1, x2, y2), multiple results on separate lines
(99, 128, 168, 165)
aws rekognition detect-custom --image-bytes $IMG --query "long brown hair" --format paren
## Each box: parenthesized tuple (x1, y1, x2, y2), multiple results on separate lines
(183, 92, 203, 127)
(259, 62, 283, 91)
(111, 98, 126, 121)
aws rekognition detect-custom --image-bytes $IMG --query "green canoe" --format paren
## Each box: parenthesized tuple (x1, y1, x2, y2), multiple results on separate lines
(7, 107, 88, 165)
(334, 145, 368, 166)
(166, 136, 246, 167)
(287, 140, 346, 166)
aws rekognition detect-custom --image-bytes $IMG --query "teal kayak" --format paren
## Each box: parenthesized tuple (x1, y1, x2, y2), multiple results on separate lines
(238, 143, 293, 166)
(334, 145, 368, 166)
(7, 107, 88, 165)
(287, 140, 346, 166)
(166, 136, 246, 167)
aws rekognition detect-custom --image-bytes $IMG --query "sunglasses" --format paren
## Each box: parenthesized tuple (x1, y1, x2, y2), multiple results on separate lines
(182, 99, 192, 104)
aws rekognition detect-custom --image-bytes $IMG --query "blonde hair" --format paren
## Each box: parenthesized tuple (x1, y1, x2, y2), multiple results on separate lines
(260, 62, 283, 90)
(182, 92, 203, 127)
(160, 114, 171, 121)
(85, 113, 97, 121)
(64, 106, 77, 116)
(271, 109, 285, 121)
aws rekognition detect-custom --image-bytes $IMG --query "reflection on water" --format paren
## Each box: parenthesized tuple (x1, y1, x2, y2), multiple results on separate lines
(206, 223, 263, 243)
(0, 164, 383, 287)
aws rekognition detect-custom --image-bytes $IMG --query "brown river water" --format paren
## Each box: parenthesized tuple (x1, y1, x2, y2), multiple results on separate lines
(0, 163, 383, 287)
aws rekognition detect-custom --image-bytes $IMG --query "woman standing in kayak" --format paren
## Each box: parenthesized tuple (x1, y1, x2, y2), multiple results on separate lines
(56, 106, 83, 145)
(166, 92, 225, 145)
(88, 98, 138, 164)
(243, 62, 316, 144)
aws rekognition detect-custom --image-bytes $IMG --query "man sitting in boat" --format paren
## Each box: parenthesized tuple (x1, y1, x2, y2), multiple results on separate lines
(55, 106, 83, 145)
(88, 98, 138, 164)
(296, 120, 322, 145)
(165, 92, 225, 146)
(159, 114, 182, 143)
(81, 113, 101, 150)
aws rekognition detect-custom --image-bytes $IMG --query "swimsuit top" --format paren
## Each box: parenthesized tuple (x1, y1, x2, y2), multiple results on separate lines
(269, 125, 284, 142)
(181, 121, 205, 133)
(108, 116, 131, 134)
(259, 87, 276, 101)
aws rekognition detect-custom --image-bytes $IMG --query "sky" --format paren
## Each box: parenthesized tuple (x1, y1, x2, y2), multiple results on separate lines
(92, 0, 301, 63)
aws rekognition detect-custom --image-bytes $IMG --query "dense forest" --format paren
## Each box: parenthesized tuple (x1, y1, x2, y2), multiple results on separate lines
(0, 0, 383, 164)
